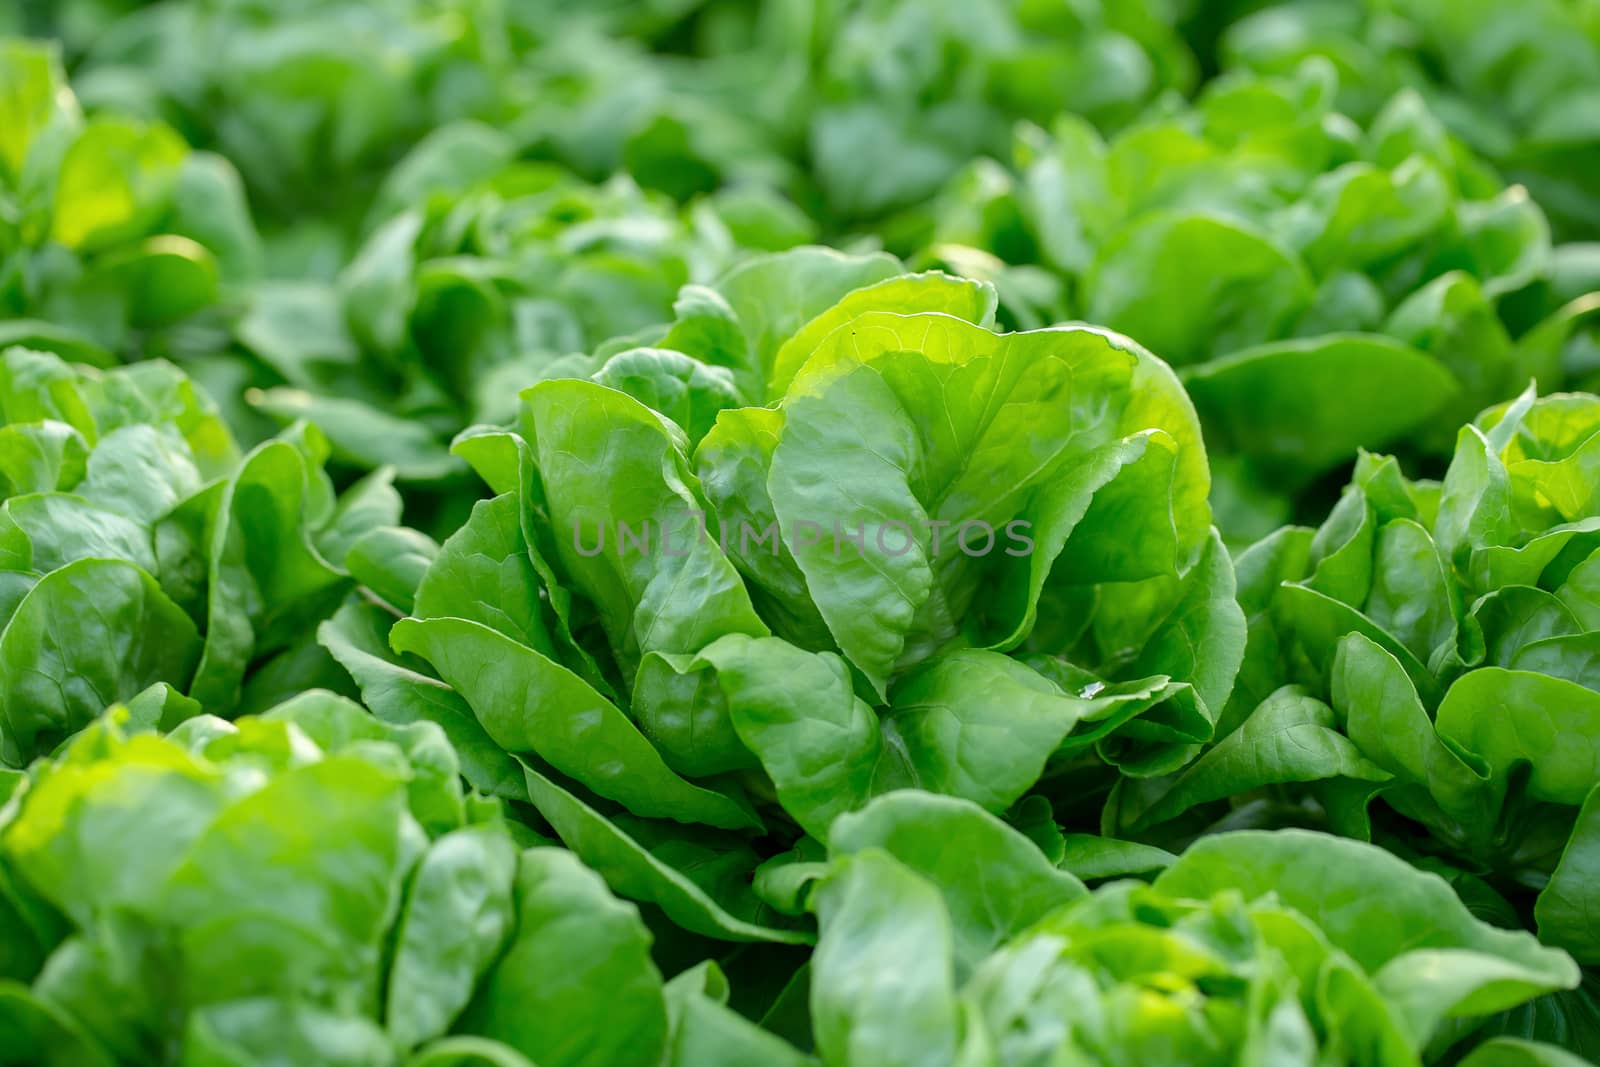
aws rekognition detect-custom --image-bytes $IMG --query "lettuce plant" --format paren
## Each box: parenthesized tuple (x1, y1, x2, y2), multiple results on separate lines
(490, 14, 794, 205)
(1110, 389, 1600, 980)
(1221, 0, 1600, 241)
(431, 0, 1200, 224)
(782, 0, 1198, 221)
(917, 58, 1597, 540)
(58, 0, 527, 224)
(236, 126, 812, 487)
(0, 39, 260, 377)
(0, 695, 681, 1067)
(797, 792, 1579, 1067)
(61, 0, 799, 225)
(0, 346, 402, 764)
(321, 252, 1245, 947)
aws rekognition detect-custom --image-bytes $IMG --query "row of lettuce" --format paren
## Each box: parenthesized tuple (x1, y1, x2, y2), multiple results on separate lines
(2, 282, 1598, 1062)
(7, 0, 1598, 237)
(0, 712, 1587, 1066)
(1, 3, 1599, 1065)
(3, 21, 1597, 543)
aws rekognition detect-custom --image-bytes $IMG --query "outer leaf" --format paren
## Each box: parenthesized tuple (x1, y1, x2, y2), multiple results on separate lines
(522, 764, 809, 946)
(692, 634, 889, 838)
(457, 849, 668, 1067)
(829, 793, 1085, 977)
(318, 601, 524, 801)
(1536, 785, 1600, 964)
(1110, 686, 1390, 834)
(1435, 670, 1600, 807)
(391, 617, 757, 831)
(880, 651, 1085, 813)
(662, 961, 816, 1067)
(810, 851, 959, 1067)
(386, 827, 518, 1050)
(0, 559, 200, 766)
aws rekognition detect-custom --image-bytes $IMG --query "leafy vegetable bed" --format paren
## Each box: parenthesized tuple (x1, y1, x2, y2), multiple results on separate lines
(2, 1, 1599, 1064)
